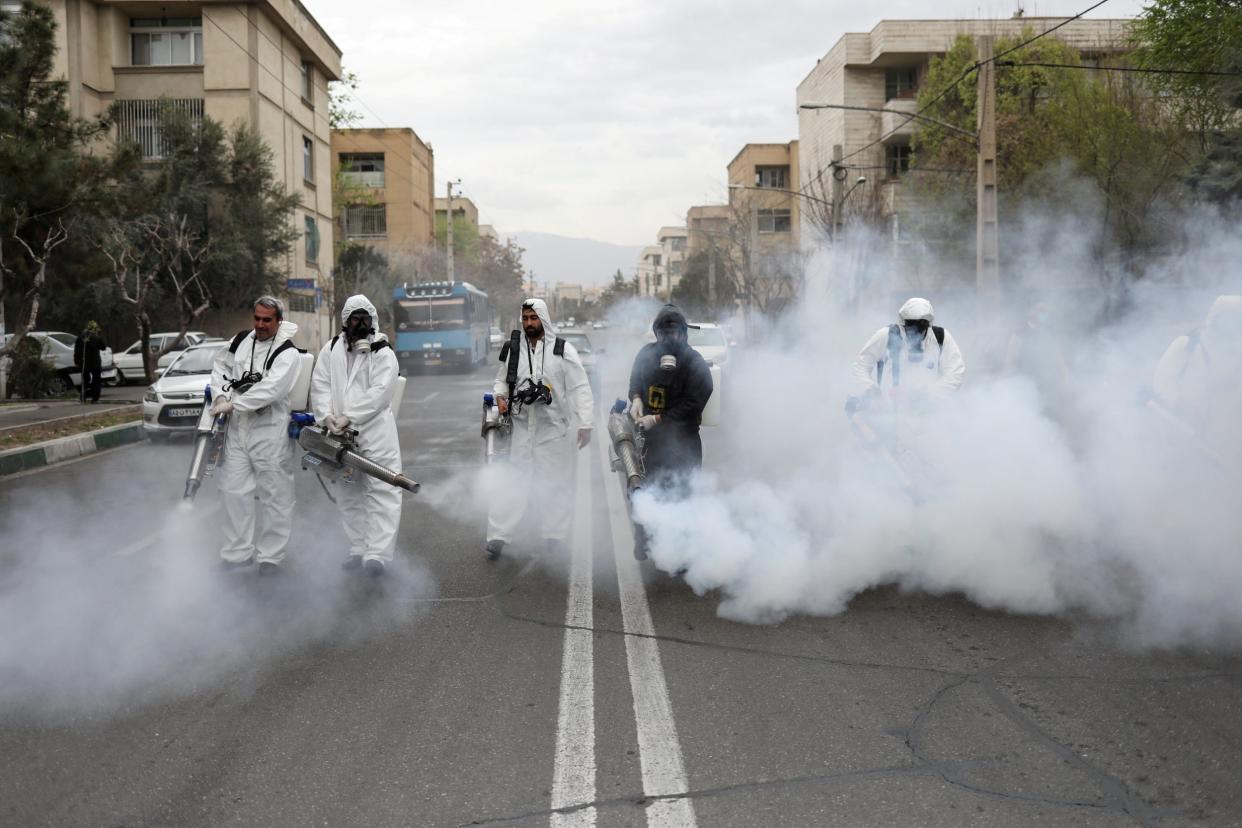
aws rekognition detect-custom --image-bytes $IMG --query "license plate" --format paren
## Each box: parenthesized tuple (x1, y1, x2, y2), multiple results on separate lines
(167, 406, 202, 418)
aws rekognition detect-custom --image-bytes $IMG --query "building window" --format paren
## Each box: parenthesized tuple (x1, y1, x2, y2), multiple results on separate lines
(669, 236, 687, 251)
(300, 60, 313, 103)
(755, 166, 789, 189)
(131, 17, 203, 66)
(304, 216, 320, 264)
(339, 152, 385, 188)
(885, 67, 918, 101)
(287, 292, 316, 314)
(886, 144, 912, 177)
(115, 98, 204, 159)
(757, 209, 792, 233)
(302, 136, 314, 183)
(343, 204, 388, 238)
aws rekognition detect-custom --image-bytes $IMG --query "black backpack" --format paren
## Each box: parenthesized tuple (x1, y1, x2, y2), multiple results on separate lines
(229, 330, 305, 371)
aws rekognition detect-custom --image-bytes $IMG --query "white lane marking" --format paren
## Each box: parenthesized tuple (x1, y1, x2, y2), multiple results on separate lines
(551, 448, 596, 827)
(597, 436, 697, 827)
(412, 392, 440, 404)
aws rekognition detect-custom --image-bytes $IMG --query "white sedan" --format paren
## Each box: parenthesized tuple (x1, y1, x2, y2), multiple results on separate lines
(1, 331, 117, 394)
(141, 341, 227, 440)
(115, 331, 208, 384)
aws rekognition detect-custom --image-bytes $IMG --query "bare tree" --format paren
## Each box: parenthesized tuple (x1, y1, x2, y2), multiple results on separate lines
(0, 217, 72, 355)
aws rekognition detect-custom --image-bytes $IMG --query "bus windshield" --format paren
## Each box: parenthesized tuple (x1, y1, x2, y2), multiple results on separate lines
(396, 298, 467, 331)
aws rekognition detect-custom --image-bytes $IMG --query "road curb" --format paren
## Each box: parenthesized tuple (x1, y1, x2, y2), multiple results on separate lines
(0, 421, 146, 476)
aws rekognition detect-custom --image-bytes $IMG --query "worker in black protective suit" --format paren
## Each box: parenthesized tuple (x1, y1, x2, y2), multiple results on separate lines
(627, 304, 715, 559)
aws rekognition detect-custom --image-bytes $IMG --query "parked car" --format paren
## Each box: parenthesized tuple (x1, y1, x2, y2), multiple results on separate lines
(592, 320, 607, 330)
(141, 341, 226, 440)
(558, 328, 603, 397)
(1, 331, 117, 394)
(687, 322, 731, 367)
(489, 326, 504, 349)
(115, 331, 208, 384)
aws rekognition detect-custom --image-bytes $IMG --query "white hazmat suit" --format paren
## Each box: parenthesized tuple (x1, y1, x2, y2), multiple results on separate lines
(487, 299, 594, 547)
(211, 321, 301, 565)
(852, 298, 966, 395)
(1152, 295, 1242, 453)
(310, 295, 404, 565)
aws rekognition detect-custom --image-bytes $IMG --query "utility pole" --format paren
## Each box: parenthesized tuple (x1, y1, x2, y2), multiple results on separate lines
(976, 36, 999, 296)
(445, 180, 457, 284)
(707, 247, 717, 308)
(831, 144, 843, 243)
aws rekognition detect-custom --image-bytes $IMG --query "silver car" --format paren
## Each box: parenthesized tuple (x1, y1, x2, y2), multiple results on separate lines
(141, 341, 227, 441)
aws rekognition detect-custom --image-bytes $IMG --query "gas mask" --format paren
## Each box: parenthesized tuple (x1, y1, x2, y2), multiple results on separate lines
(903, 319, 929, 359)
(655, 323, 685, 370)
(345, 311, 375, 352)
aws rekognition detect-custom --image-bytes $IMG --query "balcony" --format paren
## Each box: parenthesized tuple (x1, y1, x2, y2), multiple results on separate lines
(880, 97, 919, 140)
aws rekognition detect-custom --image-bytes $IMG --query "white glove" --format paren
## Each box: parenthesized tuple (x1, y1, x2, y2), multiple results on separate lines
(636, 414, 660, 430)
(209, 398, 233, 416)
(628, 396, 645, 422)
(327, 414, 351, 434)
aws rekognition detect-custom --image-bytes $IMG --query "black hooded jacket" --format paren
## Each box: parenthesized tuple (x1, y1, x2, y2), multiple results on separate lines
(627, 305, 714, 474)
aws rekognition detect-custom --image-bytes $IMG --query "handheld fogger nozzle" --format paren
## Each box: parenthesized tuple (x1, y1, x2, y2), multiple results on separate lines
(607, 399, 645, 492)
(481, 392, 512, 464)
(184, 385, 228, 501)
(297, 424, 420, 493)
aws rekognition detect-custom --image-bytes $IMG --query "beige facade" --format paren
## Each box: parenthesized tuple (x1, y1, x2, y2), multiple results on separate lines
(434, 196, 480, 232)
(636, 245, 662, 298)
(795, 17, 1130, 234)
(686, 205, 732, 256)
(42, 0, 342, 348)
(726, 141, 802, 253)
(332, 128, 435, 259)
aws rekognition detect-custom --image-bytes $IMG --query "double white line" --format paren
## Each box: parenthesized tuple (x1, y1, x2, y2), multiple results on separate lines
(549, 441, 697, 826)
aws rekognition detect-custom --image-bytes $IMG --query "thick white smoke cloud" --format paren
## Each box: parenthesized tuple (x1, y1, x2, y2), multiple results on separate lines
(632, 203, 1242, 648)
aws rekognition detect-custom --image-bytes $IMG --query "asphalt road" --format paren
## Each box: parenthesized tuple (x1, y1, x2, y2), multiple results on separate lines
(1, 333, 1241, 827)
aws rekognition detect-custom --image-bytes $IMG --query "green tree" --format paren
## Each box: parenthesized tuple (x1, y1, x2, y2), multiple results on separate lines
(0, 2, 125, 352)
(104, 107, 300, 379)
(672, 250, 735, 320)
(336, 243, 393, 328)
(597, 269, 636, 312)
(908, 30, 1192, 272)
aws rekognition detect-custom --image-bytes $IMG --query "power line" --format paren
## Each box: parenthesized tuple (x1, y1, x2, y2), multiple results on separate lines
(1000, 61, 1242, 77)
(831, 0, 1113, 166)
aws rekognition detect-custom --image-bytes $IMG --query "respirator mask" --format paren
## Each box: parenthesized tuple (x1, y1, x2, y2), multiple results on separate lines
(903, 318, 929, 359)
(655, 322, 685, 370)
(345, 310, 375, 353)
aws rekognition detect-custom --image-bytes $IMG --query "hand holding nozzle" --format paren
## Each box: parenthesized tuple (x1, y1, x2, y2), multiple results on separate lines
(628, 396, 644, 422)
(327, 414, 351, 435)
(496, 395, 509, 415)
(210, 397, 233, 417)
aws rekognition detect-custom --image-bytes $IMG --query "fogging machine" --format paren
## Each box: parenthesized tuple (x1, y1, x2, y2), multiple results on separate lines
(184, 385, 228, 501)
(296, 422, 421, 493)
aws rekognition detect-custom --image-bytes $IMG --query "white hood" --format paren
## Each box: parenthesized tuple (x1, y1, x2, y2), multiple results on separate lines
(275, 320, 298, 344)
(341, 294, 378, 323)
(523, 297, 555, 336)
(898, 297, 934, 324)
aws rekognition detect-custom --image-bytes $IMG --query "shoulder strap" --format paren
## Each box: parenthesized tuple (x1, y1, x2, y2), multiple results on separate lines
(229, 330, 249, 354)
(504, 330, 521, 399)
(264, 339, 297, 371)
(370, 339, 390, 352)
(553, 337, 566, 357)
(933, 326, 944, 347)
(330, 334, 340, 350)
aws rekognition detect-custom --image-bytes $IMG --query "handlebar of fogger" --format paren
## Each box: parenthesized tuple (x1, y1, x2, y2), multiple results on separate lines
(292, 415, 420, 493)
(184, 385, 229, 501)
(480, 393, 512, 464)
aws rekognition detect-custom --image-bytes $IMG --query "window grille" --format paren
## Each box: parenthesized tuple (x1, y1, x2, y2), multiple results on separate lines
(114, 98, 204, 159)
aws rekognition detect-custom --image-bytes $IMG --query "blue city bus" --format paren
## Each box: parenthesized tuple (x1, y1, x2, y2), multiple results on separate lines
(391, 281, 490, 370)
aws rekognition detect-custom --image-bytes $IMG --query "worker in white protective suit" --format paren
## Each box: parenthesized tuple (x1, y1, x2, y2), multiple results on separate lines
(310, 294, 404, 577)
(851, 297, 966, 397)
(209, 296, 301, 574)
(1151, 295, 1242, 456)
(484, 298, 594, 561)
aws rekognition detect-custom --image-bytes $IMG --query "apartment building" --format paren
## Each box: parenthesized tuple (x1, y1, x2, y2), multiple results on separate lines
(726, 142, 802, 255)
(795, 17, 1129, 236)
(686, 205, 732, 256)
(40, 0, 342, 347)
(333, 128, 435, 259)
(434, 196, 480, 235)
(636, 245, 662, 298)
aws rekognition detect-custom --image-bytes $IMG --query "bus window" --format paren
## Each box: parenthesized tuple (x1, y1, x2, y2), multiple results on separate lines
(395, 298, 466, 331)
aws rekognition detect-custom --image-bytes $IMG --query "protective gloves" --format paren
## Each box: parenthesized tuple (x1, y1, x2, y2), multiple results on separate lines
(209, 398, 233, 416)
(636, 414, 660, 431)
(628, 396, 645, 422)
(327, 414, 351, 434)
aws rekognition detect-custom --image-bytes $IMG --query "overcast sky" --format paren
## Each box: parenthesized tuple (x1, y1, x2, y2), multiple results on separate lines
(304, 0, 1148, 246)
